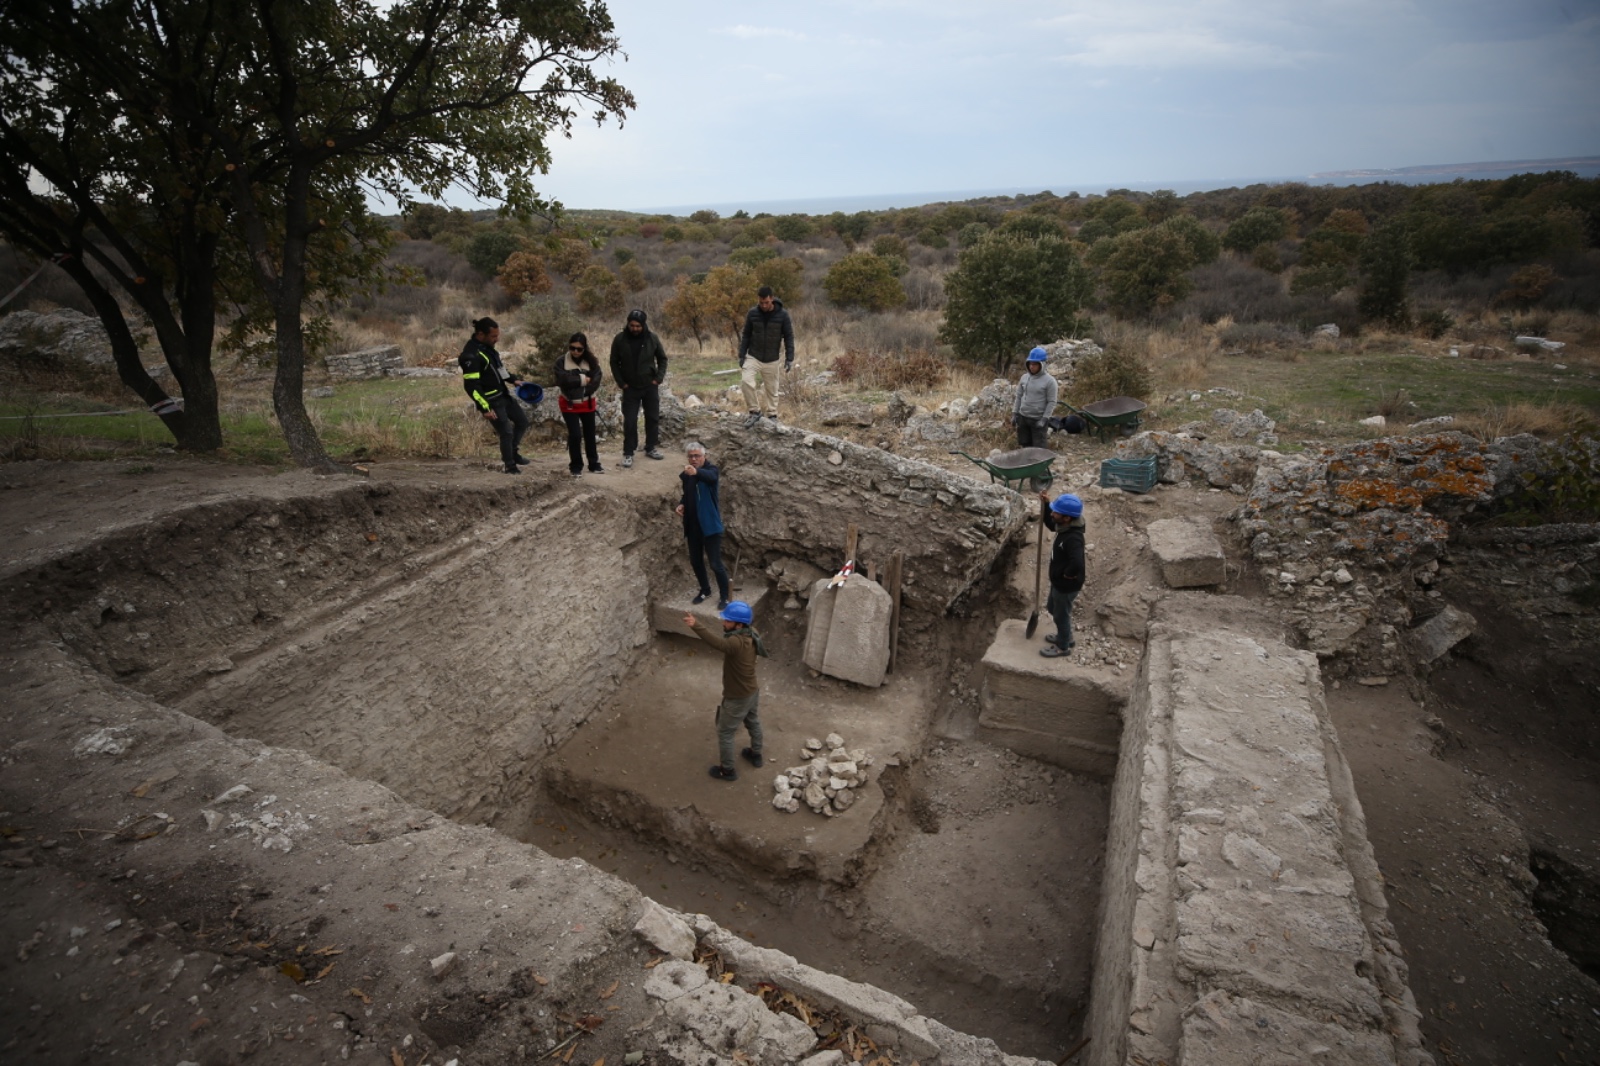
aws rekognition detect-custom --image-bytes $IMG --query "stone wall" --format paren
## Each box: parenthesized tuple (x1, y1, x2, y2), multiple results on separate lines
(697, 421, 1029, 615)
(326, 344, 405, 378)
(1086, 595, 1431, 1066)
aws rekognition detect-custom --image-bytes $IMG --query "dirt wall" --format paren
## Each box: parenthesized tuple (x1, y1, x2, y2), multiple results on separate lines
(2, 482, 660, 839)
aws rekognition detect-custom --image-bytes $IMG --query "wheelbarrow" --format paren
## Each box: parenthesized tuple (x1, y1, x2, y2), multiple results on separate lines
(1058, 396, 1146, 442)
(950, 447, 1057, 491)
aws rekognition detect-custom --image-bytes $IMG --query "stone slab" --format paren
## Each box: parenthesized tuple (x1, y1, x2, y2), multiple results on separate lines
(653, 580, 771, 636)
(802, 575, 838, 671)
(977, 619, 1130, 776)
(1181, 990, 1400, 1066)
(1147, 516, 1226, 588)
(818, 575, 893, 687)
(1410, 604, 1475, 663)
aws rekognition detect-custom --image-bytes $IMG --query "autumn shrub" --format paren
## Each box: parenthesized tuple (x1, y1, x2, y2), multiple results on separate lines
(496, 252, 552, 300)
(574, 265, 624, 314)
(830, 347, 947, 391)
(515, 297, 586, 374)
(1068, 347, 1152, 403)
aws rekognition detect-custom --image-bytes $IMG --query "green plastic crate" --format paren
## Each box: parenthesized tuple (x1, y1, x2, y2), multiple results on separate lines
(1098, 456, 1158, 494)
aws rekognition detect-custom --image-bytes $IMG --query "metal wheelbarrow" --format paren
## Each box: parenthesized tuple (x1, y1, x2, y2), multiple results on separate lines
(1058, 396, 1146, 442)
(950, 447, 1057, 491)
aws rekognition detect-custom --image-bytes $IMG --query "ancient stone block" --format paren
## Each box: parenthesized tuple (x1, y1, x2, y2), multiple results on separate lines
(1147, 517, 1226, 588)
(326, 344, 404, 379)
(818, 576, 892, 688)
(802, 577, 837, 672)
(652, 582, 770, 637)
(1411, 604, 1475, 663)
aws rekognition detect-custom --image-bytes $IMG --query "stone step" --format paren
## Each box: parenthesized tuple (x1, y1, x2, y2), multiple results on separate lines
(977, 618, 1133, 778)
(652, 579, 772, 636)
(1147, 516, 1227, 588)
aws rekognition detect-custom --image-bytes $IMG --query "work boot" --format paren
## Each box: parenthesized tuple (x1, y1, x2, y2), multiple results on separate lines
(504, 464, 521, 475)
(514, 454, 531, 465)
(708, 765, 738, 782)
(741, 747, 764, 769)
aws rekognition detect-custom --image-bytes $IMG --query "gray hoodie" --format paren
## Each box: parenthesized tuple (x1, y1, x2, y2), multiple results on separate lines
(1013, 367, 1060, 422)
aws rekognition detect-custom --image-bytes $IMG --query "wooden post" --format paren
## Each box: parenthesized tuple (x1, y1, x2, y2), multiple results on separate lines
(844, 523, 858, 567)
(867, 561, 877, 582)
(886, 551, 904, 674)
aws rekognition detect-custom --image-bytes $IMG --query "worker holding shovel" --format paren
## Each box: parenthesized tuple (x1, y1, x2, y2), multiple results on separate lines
(1038, 492, 1086, 658)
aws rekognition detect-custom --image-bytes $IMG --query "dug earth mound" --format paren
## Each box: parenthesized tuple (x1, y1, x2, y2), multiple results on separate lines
(1, 420, 1596, 1065)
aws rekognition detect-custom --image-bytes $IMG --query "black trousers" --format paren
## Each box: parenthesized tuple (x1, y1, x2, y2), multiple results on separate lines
(562, 411, 600, 472)
(686, 526, 730, 601)
(488, 395, 529, 468)
(621, 385, 660, 455)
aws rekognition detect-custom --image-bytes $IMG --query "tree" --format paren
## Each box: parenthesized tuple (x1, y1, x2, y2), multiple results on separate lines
(1157, 215, 1221, 265)
(661, 265, 755, 353)
(753, 257, 804, 306)
(497, 252, 552, 301)
(940, 232, 1092, 373)
(574, 265, 624, 314)
(772, 214, 813, 242)
(1098, 226, 1198, 318)
(823, 253, 906, 312)
(1222, 207, 1292, 253)
(617, 260, 647, 293)
(468, 230, 526, 276)
(1357, 220, 1413, 326)
(1, 0, 633, 469)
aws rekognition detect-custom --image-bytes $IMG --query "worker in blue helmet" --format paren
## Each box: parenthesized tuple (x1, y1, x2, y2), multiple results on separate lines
(683, 600, 770, 781)
(1011, 346, 1058, 453)
(1038, 491, 1086, 658)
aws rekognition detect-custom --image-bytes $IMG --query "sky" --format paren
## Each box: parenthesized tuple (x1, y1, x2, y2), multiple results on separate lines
(520, 0, 1600, 214)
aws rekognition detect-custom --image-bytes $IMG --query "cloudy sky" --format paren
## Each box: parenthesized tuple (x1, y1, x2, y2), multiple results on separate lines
(528, 0, 1599, 213)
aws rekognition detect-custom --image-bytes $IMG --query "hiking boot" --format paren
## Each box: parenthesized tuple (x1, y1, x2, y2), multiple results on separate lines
(741, 412, 762, 429)
(645, 448, 664, 461)
(588, 465, 605, 474)
(621, 454, 634, 468)
(717, 599, 729, 611)
(691, 591, 710, 605)
(741, 747, 764, 769)
(504, 464, 521, 475)
(708, 765, 738, 782)
(570, 469, 583, 479)
(514, 454, 531, 465)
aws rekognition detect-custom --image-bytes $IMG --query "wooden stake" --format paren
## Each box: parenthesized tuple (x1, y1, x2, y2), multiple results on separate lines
(886, 551, 904, 673)
(843, 523, 858, 567)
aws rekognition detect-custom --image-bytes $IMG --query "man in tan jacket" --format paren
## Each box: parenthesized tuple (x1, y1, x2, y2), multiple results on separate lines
(683, 600, 767, 781)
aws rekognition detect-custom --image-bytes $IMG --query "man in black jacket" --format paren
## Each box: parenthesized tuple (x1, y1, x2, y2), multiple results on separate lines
(458, 316, 528, 474)
(1039, 491, 1086, 658)
(737, 286, 795, 428)
(608, 309, 669, 467)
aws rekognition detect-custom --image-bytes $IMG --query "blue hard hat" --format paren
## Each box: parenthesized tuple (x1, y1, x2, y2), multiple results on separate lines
(1051, 493, 1083, 517)
(1027, 346, 1048, 363)
(719, 601, 753, 624)
(515, 382, 544, 404)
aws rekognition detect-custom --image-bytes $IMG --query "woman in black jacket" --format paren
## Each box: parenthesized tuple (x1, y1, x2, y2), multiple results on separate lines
(553, 332, 604, 477)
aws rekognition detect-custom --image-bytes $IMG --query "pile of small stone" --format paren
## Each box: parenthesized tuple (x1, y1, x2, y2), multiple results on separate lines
(771, 732, 874, 816)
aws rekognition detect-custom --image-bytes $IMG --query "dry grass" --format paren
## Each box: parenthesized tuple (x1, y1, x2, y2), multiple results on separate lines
(1454, 402, 1597, 441)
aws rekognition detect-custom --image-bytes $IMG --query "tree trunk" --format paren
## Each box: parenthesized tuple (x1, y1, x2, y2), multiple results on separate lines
(269, 169, 338, 472)
(61, 258, 222, 451)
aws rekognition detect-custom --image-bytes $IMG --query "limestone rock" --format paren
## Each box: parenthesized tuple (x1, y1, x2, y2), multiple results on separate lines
(821, 400, 874, 427)
(633, 897, 697, 960)
(1096, 576, 1163, 639)
(1147, 517, 1227, 588)
(326, 345, 403, 379)
(1412, 605, 1476, 663)
(430, 951, 458, 978)
(806, 576, 892, 687)
(0, 308, 118, 365)
(767, 557, 828, 598)
(825, 732, 844, 748)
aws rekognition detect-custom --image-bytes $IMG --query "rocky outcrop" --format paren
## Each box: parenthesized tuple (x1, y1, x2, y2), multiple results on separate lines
(0, 308, 118, 365)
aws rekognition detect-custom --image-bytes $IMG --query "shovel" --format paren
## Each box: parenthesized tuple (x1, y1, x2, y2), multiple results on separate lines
(1025, 494, 1046, 638)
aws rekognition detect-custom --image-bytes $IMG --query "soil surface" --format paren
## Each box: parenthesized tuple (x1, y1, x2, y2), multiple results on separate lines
(2, 452, 1597, 1066)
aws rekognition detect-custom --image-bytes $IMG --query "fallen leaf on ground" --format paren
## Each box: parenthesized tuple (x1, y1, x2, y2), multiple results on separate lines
(383, 903, 399, 911)
(349, 987, 372, 1004)
(313, 962, 336, 981)
(642, 956, 662, 969)
(279, 961, 306, 983)
(130, 767, 179, 797)
(389, 1049, 404, 1066)
(598, 979, 618, 1000)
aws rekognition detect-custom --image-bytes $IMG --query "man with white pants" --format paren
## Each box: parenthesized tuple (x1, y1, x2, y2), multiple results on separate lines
(738, 286, 795, 427)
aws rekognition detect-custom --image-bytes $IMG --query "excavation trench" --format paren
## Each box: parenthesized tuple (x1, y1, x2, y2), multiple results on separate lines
(3, 436, 1438, 1065)
(10, 454, 1099, 1059)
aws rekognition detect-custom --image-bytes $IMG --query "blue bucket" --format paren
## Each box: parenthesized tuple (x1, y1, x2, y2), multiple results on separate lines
(515, 382, 544, 405)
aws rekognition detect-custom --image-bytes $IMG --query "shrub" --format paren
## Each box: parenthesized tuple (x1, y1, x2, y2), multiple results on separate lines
(466, 229, 524, 276)
(496, 252, 553, 301)
(823, 253, 906, 311)
(1098, 226, 1198, 318)
(872, 234, 908, 260)
(1251, 243, 1284, 274)
(940, 232, 1092, 372)
(998, 213, 1066, 240)
(516, 297, 586, 374)
(612, 246, 635, 265)
(829, 348, 947, 391)
(574, 265, 625, 314)
(728, 246, 778, 269)
(753, 256, 804, 306)
(772, 215, 813, 242)
(957, 222, 990, 247)
(1494, 264, 1560, 310)
(1068, 347, 1152, 404)
(1158, 215, 1221, 265)
(544, 238, 593, 280)
(1222, 207, 1292, 253)
(619, 261, 648, 293)
(1416, 307, 1454, 339)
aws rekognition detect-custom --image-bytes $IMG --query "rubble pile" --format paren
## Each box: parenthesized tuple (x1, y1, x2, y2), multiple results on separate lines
(1115, 429, 1263, 489)
(1173, 407, 1279, 447)
(771, 732, 875, 816)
